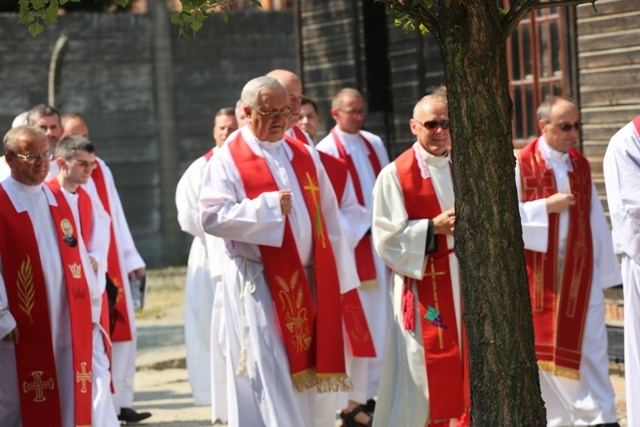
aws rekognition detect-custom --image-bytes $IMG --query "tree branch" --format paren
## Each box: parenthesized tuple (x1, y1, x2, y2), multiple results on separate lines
(502, 0, 597, 38)
(379, 1, 441, 40)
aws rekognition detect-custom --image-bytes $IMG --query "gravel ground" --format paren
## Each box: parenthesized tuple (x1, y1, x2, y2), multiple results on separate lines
(133, 267, 627, 426)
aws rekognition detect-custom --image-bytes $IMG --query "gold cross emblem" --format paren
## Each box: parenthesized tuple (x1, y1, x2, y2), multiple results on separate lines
(23, 371, 54, 402)
(76, 362, 92, 393)
(303, 171, 326, 248)
(426, 258, 446, 349)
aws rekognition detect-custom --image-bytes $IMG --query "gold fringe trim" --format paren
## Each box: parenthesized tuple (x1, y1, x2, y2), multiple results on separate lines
(537, 361, 580, 380)
(359, 279, 378, 291)
(292, 368, 317, 392)
(316, 373, 352, 393)
(291, 370, 353, 393)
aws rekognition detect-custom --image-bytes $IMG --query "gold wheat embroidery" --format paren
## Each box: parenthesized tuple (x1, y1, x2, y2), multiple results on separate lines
(277, 270, 312, 352)
(17, 256, 35, 323)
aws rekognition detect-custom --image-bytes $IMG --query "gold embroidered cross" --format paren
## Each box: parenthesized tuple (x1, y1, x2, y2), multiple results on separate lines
(426, 258, 446, 349)
(23, 371, 54, 402)
(76, 362, 92, 393)
(303, 171, 326, 248)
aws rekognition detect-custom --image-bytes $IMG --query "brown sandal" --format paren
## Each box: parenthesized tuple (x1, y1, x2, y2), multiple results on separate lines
(340, 404, 373, 427)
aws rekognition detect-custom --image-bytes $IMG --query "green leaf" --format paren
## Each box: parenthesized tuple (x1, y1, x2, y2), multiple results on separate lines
(43, 0, 59, 25)
(29, 22, 44, 37)
(419, 23, 429, 35)
(114, 0, 129, 7)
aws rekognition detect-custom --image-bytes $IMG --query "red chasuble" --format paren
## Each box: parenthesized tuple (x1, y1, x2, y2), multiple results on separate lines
(0, 183, 93, 427)
(518, 138, 594, 379)
(331, 127, 381, 290)
(92, 161, 133, 342)
(292, 126, 375, 357)
(394, 148, 470, 423)
(228, 133, 349, 392)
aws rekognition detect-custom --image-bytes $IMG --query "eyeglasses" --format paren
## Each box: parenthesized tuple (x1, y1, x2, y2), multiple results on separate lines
(552, 122, 581, 132)
(10, 150, 54, 162)
(339, 109, 365, 116)
(414, 119, 450, 130)
(251, 106, 292, 119)
(68, 160, 98, 170)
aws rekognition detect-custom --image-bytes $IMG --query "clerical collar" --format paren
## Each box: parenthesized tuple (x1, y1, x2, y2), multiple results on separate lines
(413, 142, 451, 179)
(539, 136, 572, 172)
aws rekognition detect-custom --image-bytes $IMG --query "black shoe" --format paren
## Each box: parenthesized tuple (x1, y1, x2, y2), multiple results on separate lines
(118, 407, 152, 424)
(364, 398, 376, 414)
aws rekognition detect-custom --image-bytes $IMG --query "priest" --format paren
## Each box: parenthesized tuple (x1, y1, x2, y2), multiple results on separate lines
(371, 94, 470, 427)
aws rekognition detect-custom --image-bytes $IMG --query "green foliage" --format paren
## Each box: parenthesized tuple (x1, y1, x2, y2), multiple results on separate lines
(171, 0, 261, 38)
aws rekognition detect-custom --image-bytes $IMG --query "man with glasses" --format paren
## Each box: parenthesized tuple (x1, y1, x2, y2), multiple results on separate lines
(370, 94, 470, 427)
(516, 96, 621, 426)
(316, 88, 390, 423)
(199, 76, 360, 426)
(61, 114, 150, 424)
(46, 134, 119, 427)
(0, 126, 101, 427)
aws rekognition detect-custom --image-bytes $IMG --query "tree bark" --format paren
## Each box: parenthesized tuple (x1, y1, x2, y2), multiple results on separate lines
(437, 1, 546, 425)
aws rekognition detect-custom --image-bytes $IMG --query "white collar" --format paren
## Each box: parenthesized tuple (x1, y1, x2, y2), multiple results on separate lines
(412, 142, 451, 179)
(539, 136, 572, 172)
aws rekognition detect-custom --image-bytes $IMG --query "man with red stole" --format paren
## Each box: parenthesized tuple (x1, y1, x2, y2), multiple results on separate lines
(199, 76, 360, 427)
(61, 114, 149, 424)
(316, 88, 391, 419)
(48, 134, 119, 426)
(371, 94, 470, 427)
(267, 70, 375, 426)
(516, 96, 621, 426)
(0, 126, 101, 427)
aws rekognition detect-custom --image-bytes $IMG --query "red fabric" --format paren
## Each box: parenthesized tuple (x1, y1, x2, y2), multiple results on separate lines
(228, 133, 347, 389)
(331, 128, 381, 287)
(203, 148, 215, 162)
(518, 138, 594, 376)
(0, 185, 63, 426)
(46, 185, 94, 426)
(394, 148, 469, 422)
(92, 162, 132, 342)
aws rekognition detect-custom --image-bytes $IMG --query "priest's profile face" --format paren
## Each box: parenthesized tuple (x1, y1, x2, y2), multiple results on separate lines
(247, 87, 289, 142)
(411, 99, 451, 157)
(7, 131, 50, 186)
(539, 99, 580, 153)
(63, 149, 97, 186)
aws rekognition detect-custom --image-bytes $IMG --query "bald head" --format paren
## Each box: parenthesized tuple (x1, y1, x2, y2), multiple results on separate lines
(266, 69, 302, 128)
(61, 113, 89, 138)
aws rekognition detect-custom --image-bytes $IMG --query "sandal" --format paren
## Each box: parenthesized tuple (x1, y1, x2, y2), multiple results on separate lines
(340, 404, 373, 427)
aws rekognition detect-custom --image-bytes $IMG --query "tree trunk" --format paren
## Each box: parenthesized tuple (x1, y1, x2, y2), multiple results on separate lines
(436, 1, 547, 425)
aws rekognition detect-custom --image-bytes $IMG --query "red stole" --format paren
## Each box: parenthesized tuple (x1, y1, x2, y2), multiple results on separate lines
(634, 115, 640, 134)
(46, 178, 114, 375)
(0, 183, 93, 427)
(518, 138, 594, 379)
(331, 127, 381, 290)
(394, 148, 469, 423)
(203, 147, 215, 162)
(293, 125, 375, 357)
(228, 133, 349, 392)
(92, 162, 133, 342)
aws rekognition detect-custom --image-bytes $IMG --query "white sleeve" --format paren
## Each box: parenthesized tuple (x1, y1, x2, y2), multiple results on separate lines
(0, 258, 17, 339)
(199, 147, 286, 247)
(176, 158, 206, 240)
(604, 126, 640, 265)
(371, 163, 431, 280)
(338, 174, 369, 250)
(515, 163, 550, 252)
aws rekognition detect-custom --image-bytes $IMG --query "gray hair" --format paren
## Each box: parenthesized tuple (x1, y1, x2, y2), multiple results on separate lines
(536, 96, 578, 122)
(55, 134, 95, 160)
(26, 104, 61, 125)
(331, 88, 364, 110)
(3, 126, 45, 154)
(240, 76, 288, 109)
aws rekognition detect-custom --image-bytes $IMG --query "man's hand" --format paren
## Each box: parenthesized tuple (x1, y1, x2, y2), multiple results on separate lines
(89, 256, 98, 271)
(433, 208, 455, 235)
(546, 192, 575, 214)
(279, 190, 292, 215)
(2, 327, 19, 343)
